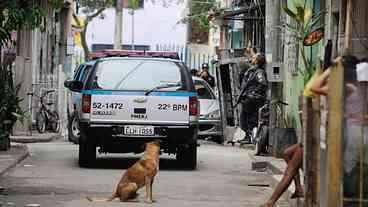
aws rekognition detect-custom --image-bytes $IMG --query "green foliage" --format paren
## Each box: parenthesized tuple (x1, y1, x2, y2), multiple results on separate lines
(128, 0, 140, 10)
(0, 65, 27, 138)
(79, 0, 114, 19)
(0, 1, 48, 145)
(184, 0, 219, 30)
(282, 0, 324, 80)
(50, 0, 63, 10)
(74, 0, 115, 60)
(0, 0, 45, 45)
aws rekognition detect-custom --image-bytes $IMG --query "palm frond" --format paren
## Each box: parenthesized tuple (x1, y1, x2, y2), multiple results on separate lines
(282, 5, 297, 20)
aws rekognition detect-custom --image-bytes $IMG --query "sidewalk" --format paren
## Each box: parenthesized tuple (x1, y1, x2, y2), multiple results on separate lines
(0, 144, 29, 177)
(0, 132, 60, 178)
(249, 151, 304, 207)
(10, 132, 61, 143)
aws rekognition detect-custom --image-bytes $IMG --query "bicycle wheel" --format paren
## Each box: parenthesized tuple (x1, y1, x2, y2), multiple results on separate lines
(50, 111, 60, 133)
(255, 125, 269, 155)
(36, 111, 46, 133)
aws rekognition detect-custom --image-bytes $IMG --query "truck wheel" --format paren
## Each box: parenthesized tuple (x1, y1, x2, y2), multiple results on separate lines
(177, 144, 197, 170)
(78, 129, 96, 168)
(68, 112, 80, 144)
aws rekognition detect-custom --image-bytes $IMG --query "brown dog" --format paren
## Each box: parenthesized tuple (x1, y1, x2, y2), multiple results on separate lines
(107, 140, 161, 203)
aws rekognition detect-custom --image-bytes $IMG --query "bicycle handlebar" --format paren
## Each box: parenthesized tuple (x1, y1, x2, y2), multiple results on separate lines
(41, 90, 55, 97)
(269, 100, 289, 106)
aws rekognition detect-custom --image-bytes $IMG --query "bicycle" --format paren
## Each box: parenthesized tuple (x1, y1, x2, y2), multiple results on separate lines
(251, 99, 288, 155)
(30, 90, 60, 133)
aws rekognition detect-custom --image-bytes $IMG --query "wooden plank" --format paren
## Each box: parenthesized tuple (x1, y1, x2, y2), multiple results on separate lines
(313, 61, 322, 207)
(305, 96, 319, 207)
(326, 59, 344, 206)
(312, 96, 321, 207)
(358, 82, 368, 207)
(305, 87, 322, 206)
(304, 60, 322, 207)
(344, 0, 353, 53)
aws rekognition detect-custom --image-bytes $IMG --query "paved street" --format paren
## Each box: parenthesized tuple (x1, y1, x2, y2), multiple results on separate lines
(0, 139, 272, 207)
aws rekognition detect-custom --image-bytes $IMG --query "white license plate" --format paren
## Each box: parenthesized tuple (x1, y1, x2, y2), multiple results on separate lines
(124, 125, 155, 136)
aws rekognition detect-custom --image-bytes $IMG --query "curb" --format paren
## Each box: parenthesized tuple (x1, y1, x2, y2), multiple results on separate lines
(248, 151, 283, 174)
(10, 133, 61, 144)
(0, 144, 29, 177)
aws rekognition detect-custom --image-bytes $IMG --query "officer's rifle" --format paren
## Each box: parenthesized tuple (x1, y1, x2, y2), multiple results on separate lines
(232, 71, 256, 108)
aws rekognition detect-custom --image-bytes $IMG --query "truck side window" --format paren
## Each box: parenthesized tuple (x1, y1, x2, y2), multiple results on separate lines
(74, 65, 84, 81)
(80, 66, 92, 82)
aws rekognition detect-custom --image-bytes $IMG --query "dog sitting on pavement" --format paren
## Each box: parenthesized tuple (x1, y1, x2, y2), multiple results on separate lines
(86, 140, 161, 203)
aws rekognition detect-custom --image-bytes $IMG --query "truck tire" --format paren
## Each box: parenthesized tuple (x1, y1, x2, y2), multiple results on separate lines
(78, 129, 96, 168)
(68, 112, 80, 144)
(177, 144, 197, 170)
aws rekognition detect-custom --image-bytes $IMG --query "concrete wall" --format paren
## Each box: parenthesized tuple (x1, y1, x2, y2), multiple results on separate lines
(282, 0, 324, 131)
(13, 0, 73, 136)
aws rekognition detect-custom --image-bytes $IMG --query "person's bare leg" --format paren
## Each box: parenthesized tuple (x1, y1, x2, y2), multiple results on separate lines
(291, 170, 304, 198)
(282, 144, 304, 198)
(261, 145, 303, 207)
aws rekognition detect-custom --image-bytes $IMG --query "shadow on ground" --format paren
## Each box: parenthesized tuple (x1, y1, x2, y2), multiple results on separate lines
(77, 155, 194, 171)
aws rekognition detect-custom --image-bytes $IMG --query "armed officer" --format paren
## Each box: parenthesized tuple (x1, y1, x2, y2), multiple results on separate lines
(237, 47, 268, 143)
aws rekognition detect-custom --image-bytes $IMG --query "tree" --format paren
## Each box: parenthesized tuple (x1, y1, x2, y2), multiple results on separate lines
(0, 0, 44, 46)
(180, 0, 222, 44)
(73, 0, 115, 60)
(0, 0, 52, 150)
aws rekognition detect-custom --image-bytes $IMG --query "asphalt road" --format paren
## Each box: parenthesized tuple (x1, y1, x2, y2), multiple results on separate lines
(0, 139, 272, 207)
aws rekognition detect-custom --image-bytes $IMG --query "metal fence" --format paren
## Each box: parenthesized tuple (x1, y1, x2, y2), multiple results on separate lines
(155, 44, 213, 72)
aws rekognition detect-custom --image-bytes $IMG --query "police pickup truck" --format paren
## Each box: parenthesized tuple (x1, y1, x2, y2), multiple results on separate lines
(64, 50, 199, 169)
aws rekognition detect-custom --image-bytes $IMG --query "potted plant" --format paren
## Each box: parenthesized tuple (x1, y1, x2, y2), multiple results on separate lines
(0, 63, 26, 150)
(1, 0, 49, 150)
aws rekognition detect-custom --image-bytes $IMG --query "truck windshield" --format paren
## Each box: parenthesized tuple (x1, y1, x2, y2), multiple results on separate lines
(94, 59, 182, 90)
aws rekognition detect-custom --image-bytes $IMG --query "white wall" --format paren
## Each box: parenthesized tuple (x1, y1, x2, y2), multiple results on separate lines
(86, 1, 188, 49)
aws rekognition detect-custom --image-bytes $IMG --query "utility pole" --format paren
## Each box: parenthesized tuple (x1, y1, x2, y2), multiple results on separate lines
(265, 0, 283, 134)
(131, 9, 135, 50)
(344, 0, 353, 54)
(114, 0, 123, 49)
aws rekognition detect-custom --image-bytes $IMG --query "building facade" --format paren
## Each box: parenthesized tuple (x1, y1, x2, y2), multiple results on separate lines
(203, 0, 368, 206)
(14, 0, 74, 136)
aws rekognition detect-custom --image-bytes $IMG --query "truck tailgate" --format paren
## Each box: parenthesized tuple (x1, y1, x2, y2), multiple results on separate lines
(90, 94, 189, 124)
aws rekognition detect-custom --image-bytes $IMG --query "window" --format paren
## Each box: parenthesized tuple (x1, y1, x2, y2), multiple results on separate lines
(194, 80, 215, 99)
(95, 59, 182, 91)
(73, 65, 84, 80)
(80, 66, 92, 82)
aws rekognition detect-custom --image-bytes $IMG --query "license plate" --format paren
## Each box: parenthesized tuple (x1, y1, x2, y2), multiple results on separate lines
(124, 125, 155, 136)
